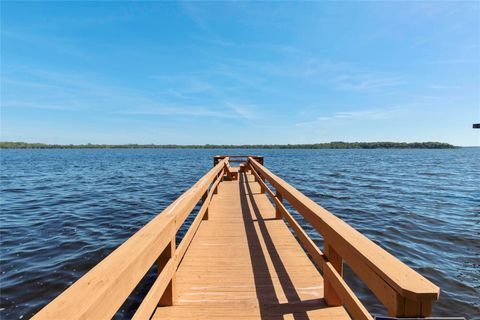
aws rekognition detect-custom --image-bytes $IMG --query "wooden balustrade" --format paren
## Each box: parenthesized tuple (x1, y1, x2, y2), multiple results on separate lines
(247, 157, 440, 319)
(33, 158, 228, 320)
(33, 155, 440, 320)
(214, 155, 263, 166)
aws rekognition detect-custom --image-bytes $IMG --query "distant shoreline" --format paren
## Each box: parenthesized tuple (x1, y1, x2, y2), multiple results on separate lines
(0, 141, 457, 149)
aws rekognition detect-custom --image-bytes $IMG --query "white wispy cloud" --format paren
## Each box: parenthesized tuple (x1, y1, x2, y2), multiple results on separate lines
(149, 74, 217, 97)
(209, 56, 403, 94)
(2, 65, 268, 123)
(225, 101, 258, 120)
(426, 59, 478, 65)
(0, 100, 75, 111)
(179, 1, 210, 31)
(429, 84, 461, 90)
(294, 107, 406, 127)
(333, 73, 404, 91)
(197, 35, 299, 54)
(114, 106, 235, 119)
(1, 29, 92, 60)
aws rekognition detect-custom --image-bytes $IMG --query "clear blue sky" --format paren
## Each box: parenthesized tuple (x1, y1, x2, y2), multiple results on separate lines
(1, 1, 479, 146)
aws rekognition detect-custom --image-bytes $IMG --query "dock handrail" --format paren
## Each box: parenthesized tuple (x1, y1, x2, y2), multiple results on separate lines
(33, 155, 440, 320)
(214, 155, 263, 166)
(247, 157, 440, 318)
(33, 158, 228, 320)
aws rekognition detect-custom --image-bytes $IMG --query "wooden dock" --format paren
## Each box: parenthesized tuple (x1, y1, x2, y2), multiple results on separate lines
(33, 156, 440, 320)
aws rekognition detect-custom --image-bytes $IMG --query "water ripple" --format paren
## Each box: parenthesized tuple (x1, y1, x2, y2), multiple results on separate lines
(1, 148, 479, 319)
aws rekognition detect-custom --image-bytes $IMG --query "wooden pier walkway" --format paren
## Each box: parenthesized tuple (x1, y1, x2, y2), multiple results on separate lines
(34, 156, 440, 320)
(153, 171, 348, 319)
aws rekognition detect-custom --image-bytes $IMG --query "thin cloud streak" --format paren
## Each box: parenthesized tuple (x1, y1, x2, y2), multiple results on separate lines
(114, 106, 242, 119)
(294, 107, 406, 127)
(2, 66, 265, 123)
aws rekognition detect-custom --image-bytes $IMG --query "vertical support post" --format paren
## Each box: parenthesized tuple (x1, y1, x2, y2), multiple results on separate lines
(324, 239, 343, 306)
(247, 159, 253, 174)
(260, 176, 266, 194)
(275, 190, 283, 219)
(202, 191, 209, 220)
(213, 156, 222, 167)
(389, 295, 433, 318)
(213, 173, 219, 194)
(157, 238, 176, 306)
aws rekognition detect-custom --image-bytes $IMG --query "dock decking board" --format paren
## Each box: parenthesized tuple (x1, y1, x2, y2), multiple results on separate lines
(152, 172, 350, 319)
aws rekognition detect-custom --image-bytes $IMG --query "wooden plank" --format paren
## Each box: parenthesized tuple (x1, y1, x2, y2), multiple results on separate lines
(132, 258, 175, 320)
(263, 177, 372, 320)
(32, 215, 175, 320)
(272, 188, 398, 313)
(174, 159, 227, 230)
(324, 262, 373, 320)
(248, 163, 397, 316)
(152, 172, 351, 319)
(152, 305, 349, 319)
(33, 159, 227, 320)
(158, 239, 176, 306)
(34, 155, 438, 320)
(176, 172, 223, 268)
(324, 239, 343, 306)
(248, 158, 439, 306)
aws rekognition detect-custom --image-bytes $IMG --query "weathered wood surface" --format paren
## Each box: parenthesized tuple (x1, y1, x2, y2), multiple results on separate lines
(152, 172, 350, 320)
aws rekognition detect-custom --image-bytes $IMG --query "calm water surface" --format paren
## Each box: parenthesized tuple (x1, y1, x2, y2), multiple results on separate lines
(1, 149, 479, 319)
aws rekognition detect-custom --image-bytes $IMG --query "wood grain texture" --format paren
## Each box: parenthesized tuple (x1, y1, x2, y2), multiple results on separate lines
(33, 156, 439, 320)
(252, 165, 372, 320)
(33, 159, 227, 320)
(132, 258, 175, 320)
(153, 172, 350, 320)
(248, 158, 439, 306)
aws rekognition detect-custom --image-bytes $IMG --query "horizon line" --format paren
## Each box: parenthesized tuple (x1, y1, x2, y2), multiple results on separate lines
(0, 141, 463, 149)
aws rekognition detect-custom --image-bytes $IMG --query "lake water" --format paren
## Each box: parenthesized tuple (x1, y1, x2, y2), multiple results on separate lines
(1, 148, 479, 319)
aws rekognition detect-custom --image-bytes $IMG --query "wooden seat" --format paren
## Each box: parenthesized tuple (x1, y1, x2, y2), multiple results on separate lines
(224, 163, 239, 180)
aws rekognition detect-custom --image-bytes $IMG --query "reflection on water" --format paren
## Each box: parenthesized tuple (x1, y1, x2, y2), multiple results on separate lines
(1, 148, 479, 319)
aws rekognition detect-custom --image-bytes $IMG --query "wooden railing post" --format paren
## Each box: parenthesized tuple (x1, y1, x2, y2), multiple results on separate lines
(213, 156, 223, 167)
(389, 295, 433, 318)
(213, 172, 220, 194)
(257, 172, 265, 194)
(202, 191, 209, 220)
(157, 238, 176, 306)
(275, 190, 283, 219)
(245, 157, 439, 318)
(324, 239, 343, 306)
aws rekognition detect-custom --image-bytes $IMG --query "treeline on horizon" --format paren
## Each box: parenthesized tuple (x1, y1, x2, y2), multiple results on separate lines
(0, 141, 457, 149)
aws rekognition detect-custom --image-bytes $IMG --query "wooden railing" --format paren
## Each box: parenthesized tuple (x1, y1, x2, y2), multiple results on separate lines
(33, 158, 228, 320)
(247, 157, 440, 319)
(214, 155, 263, 166)
(33, 155, 440, 320)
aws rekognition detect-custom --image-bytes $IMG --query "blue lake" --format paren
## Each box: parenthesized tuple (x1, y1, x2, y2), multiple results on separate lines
(1, 148, 479, 319)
